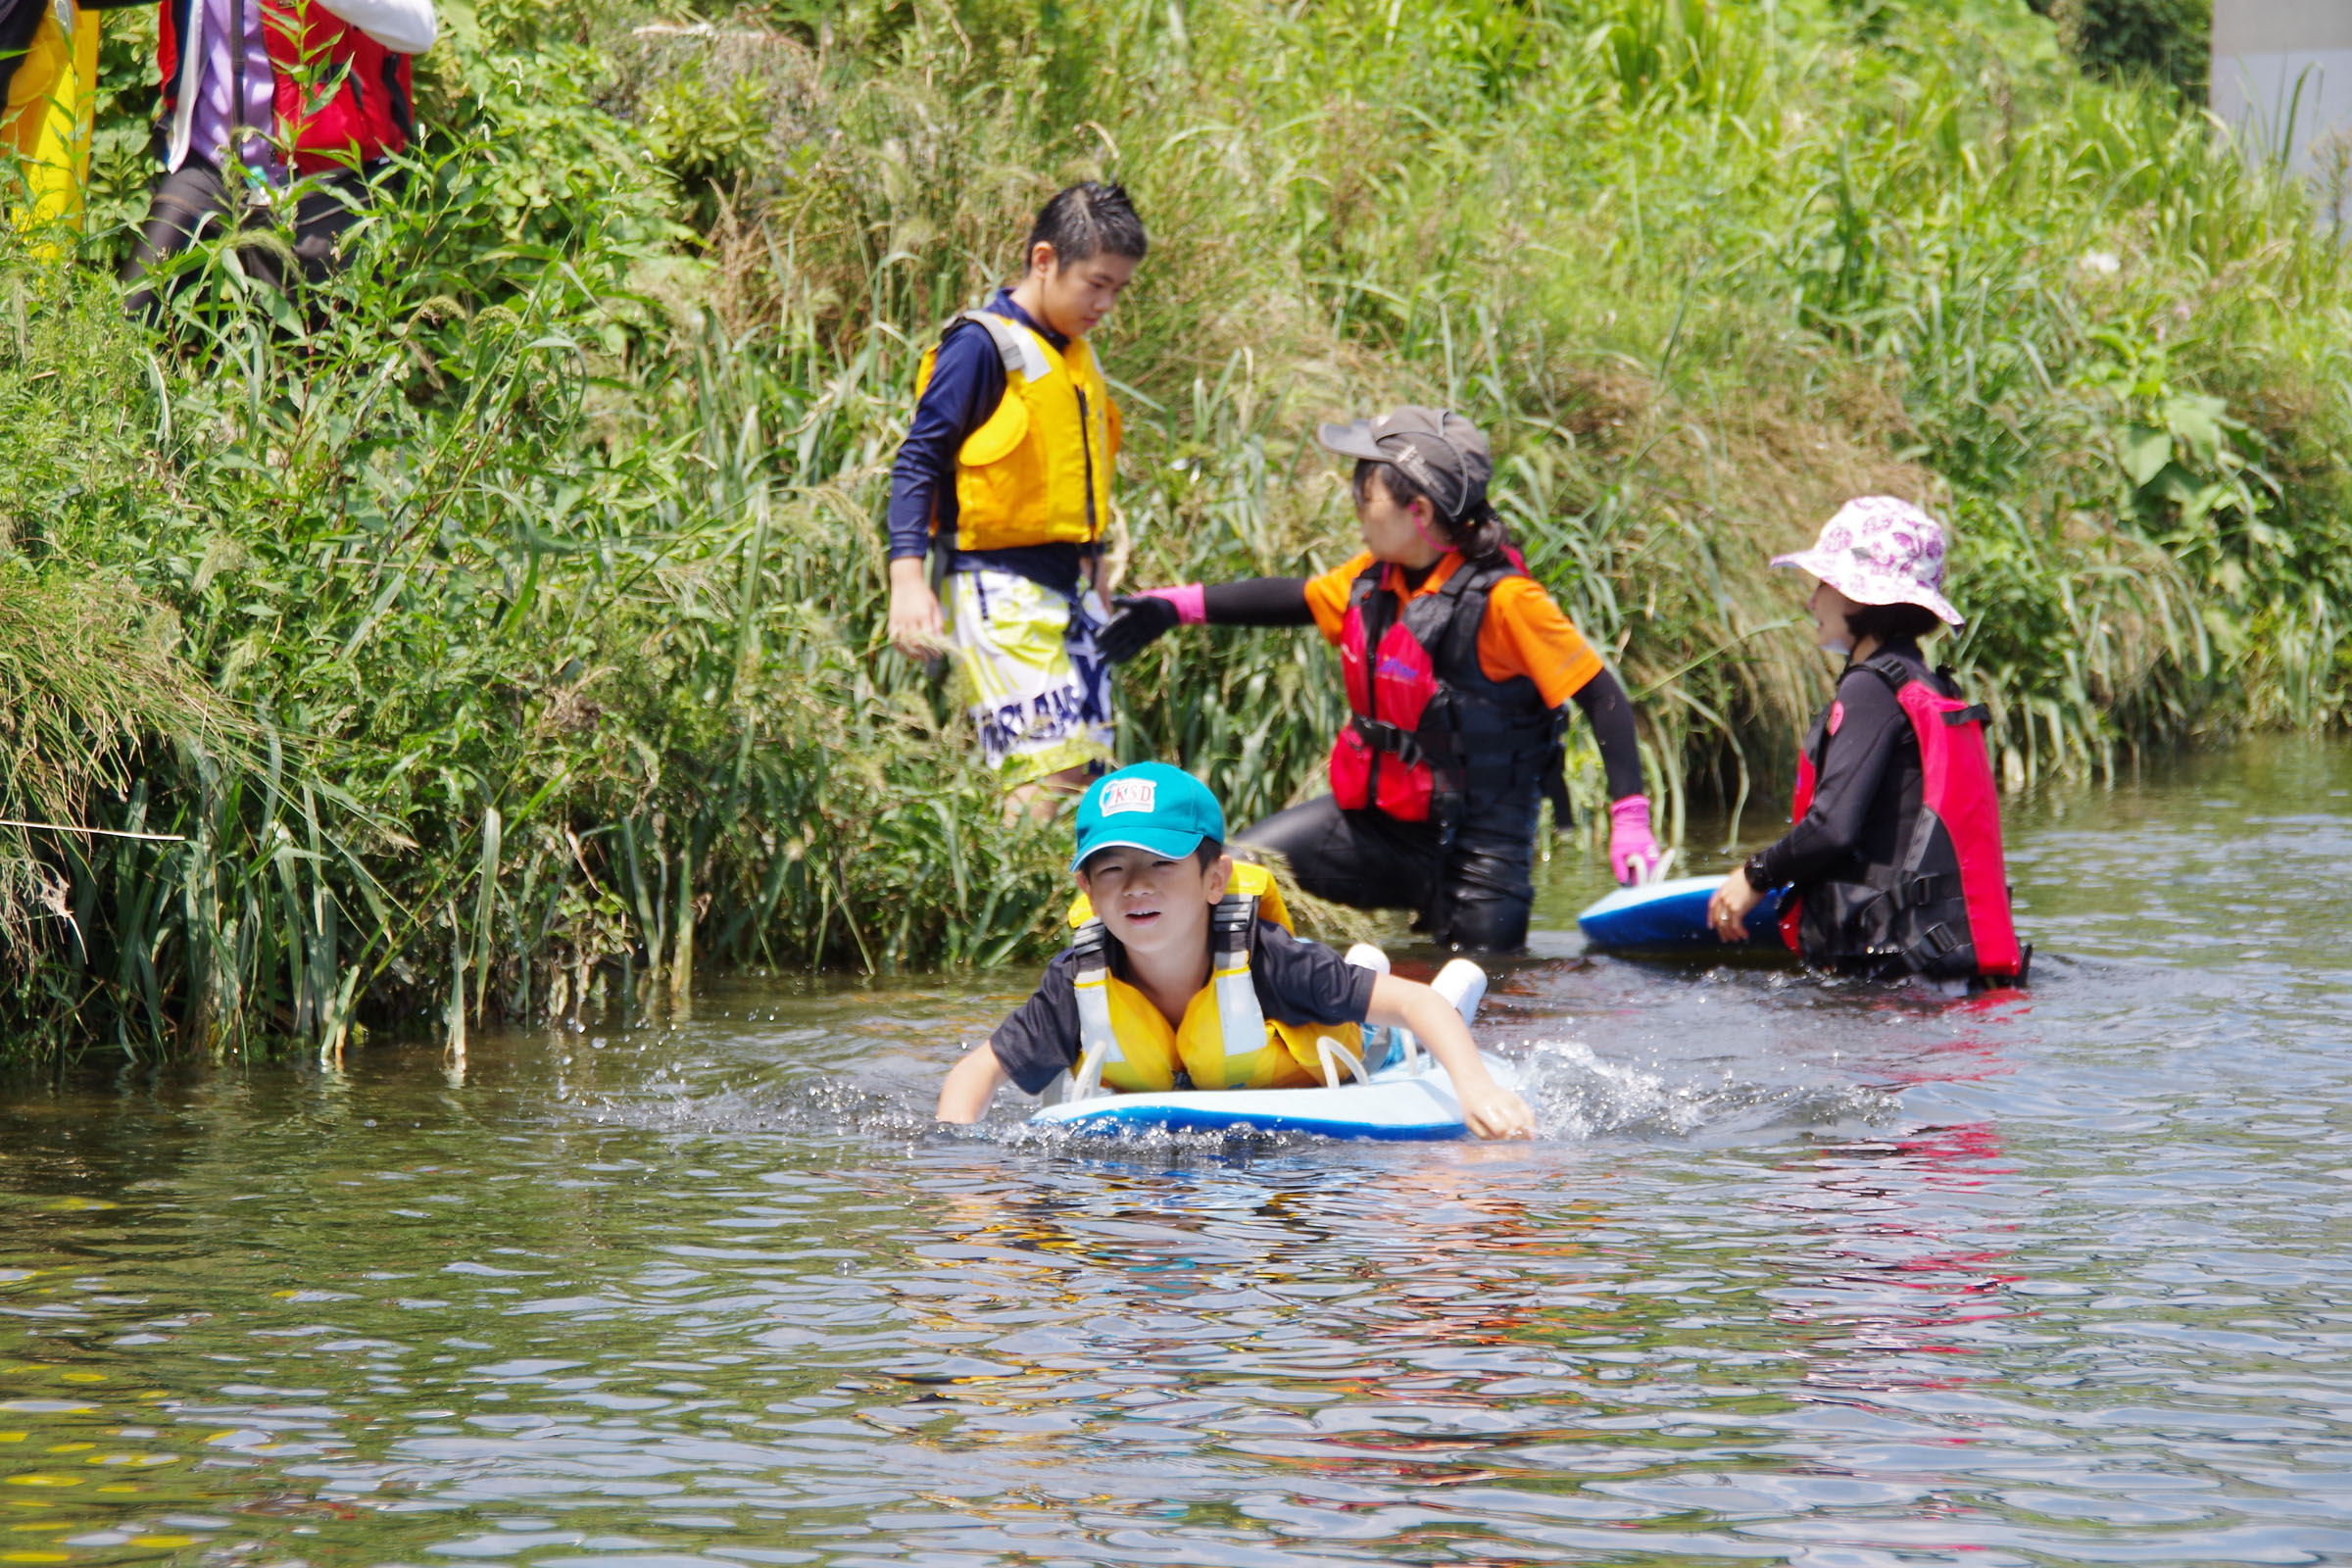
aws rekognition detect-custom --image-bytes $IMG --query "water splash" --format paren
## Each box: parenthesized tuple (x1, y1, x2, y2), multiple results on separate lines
(1516, 1037, 1904, 1143)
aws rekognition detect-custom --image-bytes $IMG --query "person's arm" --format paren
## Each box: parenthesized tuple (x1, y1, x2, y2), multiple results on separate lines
(1096, 577, 1313, 662)
(1571, 667, 1643, 801)
(314, 0, 437, 53)
(1367, 974, 1533, 1140)
(884, 325, 1004, 657)
(935, 1042, 1009, 1123)
(937, 957, 1083, 1120)
(1570, 667, 1664, 883)
(1708, 669, 1907, 940)
(1484, 580, 1659, 882)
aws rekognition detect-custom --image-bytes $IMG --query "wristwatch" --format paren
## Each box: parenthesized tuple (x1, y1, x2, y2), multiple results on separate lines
(1741, 854, 1774, 892)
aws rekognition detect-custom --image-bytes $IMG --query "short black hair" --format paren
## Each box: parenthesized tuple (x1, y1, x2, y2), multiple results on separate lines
(1844, 601, 1945, 644)
(1352, 460, 1514, 564)
(1027, 182, 1149, 270)
(1078, 838, 1224, 877)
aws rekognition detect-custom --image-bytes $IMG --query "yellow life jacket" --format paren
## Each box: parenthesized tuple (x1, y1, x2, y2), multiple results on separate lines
(913, 309, 1120, 554)
(3, 1, 102, 256)
(1065, 862, 1367, 1094)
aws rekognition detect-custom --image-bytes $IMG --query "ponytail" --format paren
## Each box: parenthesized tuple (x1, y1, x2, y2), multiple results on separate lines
(1448, 500, 1514, 565)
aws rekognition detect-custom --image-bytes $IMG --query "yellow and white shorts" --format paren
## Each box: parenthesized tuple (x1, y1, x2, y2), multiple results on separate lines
(947, 567, 1116, 785)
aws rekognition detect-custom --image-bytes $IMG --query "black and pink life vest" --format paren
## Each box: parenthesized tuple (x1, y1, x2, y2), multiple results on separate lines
(1779, 654, 2025, 982)
(1328, 556, 1560, 829)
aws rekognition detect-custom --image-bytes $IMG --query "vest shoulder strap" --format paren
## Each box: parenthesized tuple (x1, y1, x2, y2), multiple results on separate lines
(1432, 557, 1517, 679)
(1066, 916, 1124, 1099)
(1208, 891, 1269, 1071)
(1856, 653, 1989, 727)
(951, 309, 1054, 383)
(1855, 650, 1930, 692)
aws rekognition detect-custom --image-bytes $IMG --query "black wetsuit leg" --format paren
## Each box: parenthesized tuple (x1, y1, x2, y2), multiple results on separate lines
(1239, 795, 1539, 955)
(1237, 796, 1442, 915)
(1430, 792, 1541, 953)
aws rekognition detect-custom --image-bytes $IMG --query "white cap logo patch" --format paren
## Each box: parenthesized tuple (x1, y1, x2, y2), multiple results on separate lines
(1100, 777, 1156, 815)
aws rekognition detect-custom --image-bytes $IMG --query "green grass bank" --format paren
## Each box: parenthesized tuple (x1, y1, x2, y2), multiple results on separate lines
(0, 0, 2344, 1062)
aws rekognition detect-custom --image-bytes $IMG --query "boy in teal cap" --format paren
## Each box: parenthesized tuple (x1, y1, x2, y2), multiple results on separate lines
(934, 762, 1534, 1137)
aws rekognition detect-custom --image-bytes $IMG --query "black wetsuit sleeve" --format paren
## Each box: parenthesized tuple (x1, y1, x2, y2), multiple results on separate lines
(1250, 923, 1378, 1026)
(1571, 666, 1644, 800)
(987, 950, 1083, 1097)
(1202, 578, 1315, 626)
(1752, 667, 1910, 888)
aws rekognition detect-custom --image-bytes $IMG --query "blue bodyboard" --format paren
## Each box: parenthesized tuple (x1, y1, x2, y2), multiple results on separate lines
(1027, 1052, 1518, 1142)
(1577, 875, 1788, 953)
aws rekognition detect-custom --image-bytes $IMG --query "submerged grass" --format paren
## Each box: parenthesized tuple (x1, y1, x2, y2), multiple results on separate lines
(0, 0, 2344, 1061)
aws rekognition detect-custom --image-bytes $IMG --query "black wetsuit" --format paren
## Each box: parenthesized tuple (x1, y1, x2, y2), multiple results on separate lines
(1749, 639, 1946, 972)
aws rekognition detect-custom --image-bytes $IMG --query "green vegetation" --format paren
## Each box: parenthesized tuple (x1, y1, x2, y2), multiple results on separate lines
(2051, 0, 2213, 102)
(0, 0, 2343, 1062)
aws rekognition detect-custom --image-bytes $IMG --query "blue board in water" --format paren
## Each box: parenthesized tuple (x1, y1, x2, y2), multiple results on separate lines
(1027, 1052, 1519, 1142)
(1577, 874, 1789, 953)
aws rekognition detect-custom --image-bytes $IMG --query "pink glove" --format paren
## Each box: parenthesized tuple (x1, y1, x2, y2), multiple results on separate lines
(1136, 583, 1206, 624)
(1608, 795, 1660, 885)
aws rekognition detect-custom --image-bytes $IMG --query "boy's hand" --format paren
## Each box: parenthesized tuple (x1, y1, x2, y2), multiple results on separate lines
(1458, 1079, 1536, 1140)
(887, 558, 946, 658)
(1367, 972, 1536, 1141)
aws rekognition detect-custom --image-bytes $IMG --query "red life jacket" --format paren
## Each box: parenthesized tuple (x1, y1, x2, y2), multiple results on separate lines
(1779, 654, 2025, 981)
(159, 0, 416, 173)
(1328, 556, 1560, 826)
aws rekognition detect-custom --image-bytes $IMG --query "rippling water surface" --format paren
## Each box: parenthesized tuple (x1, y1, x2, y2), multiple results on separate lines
(4, 739, 2350, 1567)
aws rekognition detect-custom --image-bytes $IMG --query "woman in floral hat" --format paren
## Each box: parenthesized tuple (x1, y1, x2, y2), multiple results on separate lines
(1706, 498, 2026, 984)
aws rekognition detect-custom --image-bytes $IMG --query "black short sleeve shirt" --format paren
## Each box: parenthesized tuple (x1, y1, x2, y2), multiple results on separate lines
(986, 922, 1380, 1097)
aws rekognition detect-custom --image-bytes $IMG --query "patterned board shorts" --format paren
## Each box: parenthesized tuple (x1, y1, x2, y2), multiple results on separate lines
(947, 567, 1116, 786)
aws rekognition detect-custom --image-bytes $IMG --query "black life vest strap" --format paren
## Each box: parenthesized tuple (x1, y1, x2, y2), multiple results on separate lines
(1859, 863, 1958, 912)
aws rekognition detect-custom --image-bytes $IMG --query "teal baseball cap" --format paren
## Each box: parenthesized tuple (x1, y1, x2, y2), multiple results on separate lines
(1070, 762, 1227, 871)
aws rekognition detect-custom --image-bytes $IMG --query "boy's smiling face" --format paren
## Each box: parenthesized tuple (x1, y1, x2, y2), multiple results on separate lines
(1076, 846, 1232, 960)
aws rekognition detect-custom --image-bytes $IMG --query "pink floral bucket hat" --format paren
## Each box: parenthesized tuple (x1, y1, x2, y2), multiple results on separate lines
(1770, 497, 1964, 626)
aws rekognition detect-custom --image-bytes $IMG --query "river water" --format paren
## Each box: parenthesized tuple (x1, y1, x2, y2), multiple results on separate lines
(3, 739, 2349, 1567)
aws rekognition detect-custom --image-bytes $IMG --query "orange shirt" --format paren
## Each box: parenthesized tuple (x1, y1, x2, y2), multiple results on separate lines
(1302, 551, 1605, 709)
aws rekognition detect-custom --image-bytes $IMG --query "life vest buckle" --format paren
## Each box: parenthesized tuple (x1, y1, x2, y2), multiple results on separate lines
(1350, 715, 1427, 769)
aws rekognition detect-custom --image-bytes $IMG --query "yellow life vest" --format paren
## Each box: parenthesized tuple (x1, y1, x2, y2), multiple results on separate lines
(4, 0, 102, 256)
(1065, 862, 1367, 1093)
(913, 309, 1120, 554)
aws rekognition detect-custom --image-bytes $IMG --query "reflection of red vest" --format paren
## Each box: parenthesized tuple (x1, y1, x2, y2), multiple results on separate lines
(1781, 655, 2024, 981)
(159, 0, 416, 172)
(1327, 557, 1556, 825)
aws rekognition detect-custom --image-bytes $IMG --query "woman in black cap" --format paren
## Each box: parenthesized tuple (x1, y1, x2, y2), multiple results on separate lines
(1099, 407, 1657, 953)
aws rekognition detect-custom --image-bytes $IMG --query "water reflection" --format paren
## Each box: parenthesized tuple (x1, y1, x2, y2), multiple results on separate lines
(0, 739, 2348, 1565)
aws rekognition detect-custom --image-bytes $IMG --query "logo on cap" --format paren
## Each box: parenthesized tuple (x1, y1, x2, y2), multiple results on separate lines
(1099, 777, 1156, 815)
(1391, 442, 1438, 492)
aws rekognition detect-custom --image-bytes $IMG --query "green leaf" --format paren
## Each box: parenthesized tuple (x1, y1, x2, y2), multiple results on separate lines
(2122, 426, 2174, 487)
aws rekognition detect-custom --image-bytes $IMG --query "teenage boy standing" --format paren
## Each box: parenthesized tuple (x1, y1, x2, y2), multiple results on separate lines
(885, 182, 1147, 814)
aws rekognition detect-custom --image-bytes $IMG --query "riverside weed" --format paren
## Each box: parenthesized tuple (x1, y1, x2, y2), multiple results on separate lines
(0, 0, 2344, 1060)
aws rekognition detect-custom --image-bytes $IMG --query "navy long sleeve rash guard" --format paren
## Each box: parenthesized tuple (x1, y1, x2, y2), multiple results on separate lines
(886, 290, 1099, 599)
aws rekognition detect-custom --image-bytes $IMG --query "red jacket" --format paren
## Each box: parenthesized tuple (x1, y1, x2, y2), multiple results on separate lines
(159, 0, 417, 173)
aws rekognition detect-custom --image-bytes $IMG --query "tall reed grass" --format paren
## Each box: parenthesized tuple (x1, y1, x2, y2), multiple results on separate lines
(0, 0, 2343, 1061)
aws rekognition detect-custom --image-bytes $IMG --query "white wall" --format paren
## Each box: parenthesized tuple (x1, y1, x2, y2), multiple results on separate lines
(2210, 0, 2352, 175)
